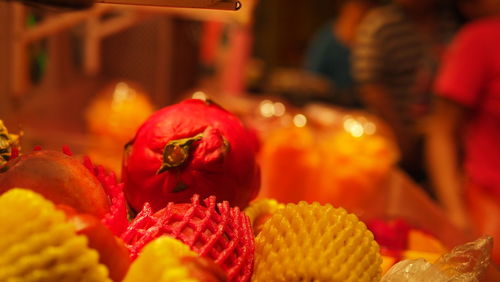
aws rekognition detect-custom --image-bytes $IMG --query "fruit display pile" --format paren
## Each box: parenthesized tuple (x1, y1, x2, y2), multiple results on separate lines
(0, 98, 494, 281)
(238, 99, 399, 213)
(258, 123, 398, 212)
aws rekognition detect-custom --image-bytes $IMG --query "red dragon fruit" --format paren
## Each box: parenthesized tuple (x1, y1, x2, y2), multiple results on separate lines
(122, 99, 260, 212)
(121, 194, 255, 282)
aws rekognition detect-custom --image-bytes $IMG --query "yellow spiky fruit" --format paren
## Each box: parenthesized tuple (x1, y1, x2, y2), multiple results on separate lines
(123, 236, 198, 282)
(0, 188, 111, 282)
(253, 201, 382, 282)
(244, 198, 285, 236)
(244, 198, 284, 225)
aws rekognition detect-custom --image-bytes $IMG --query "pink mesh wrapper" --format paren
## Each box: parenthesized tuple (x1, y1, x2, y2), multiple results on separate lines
(121, 194, 255, 282)
(83, 156, 129, 236)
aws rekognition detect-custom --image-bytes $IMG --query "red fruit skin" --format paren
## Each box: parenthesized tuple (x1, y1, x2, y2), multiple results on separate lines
(380, 247, 403, 263)
(121, 195, 255, 282)
(58, 205, 131, 282)
(0, 150, 110, 218)
(122, 99, 260, 212)
(366, 219, 412, 251)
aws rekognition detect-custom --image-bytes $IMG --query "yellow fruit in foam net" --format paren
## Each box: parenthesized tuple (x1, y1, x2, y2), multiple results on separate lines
(244, 198, 285, 236)
(244, 198, 285, 225)
(123, 236, 197, 282)
(0, 188, 111, 282)
(253, 201, 381, 282)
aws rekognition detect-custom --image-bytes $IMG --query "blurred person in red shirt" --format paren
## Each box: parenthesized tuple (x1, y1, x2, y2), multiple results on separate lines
(427, 0, 500, 264)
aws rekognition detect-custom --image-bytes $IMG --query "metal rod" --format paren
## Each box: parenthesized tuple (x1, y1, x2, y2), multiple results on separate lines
(6, 0, 240, 10)
(99, 0, 240, 10)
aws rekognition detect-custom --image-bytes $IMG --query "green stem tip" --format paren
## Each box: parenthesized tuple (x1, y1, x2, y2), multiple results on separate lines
(157, 133, 203, 174)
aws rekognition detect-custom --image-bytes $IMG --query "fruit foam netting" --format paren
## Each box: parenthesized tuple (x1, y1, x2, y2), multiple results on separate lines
(123, 236, 198, 282)
(253, 201, 382, 282)
(121, 194, 254, 282)
(0, 188, 111, 282)
(82, 155, 128, 236)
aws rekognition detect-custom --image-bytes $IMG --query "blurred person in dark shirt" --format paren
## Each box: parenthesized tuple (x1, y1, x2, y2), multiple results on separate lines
(352, 0, 456, 183)
(427, 0, 500, 264)
(304, 0, 380, 108)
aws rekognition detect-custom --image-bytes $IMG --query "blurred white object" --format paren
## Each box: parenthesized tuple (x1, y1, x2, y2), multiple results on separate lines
(382, 236, 493, 282)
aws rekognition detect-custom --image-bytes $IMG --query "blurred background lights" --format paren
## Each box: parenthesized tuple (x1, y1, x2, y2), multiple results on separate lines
(259, 100, 286, 118)
(273, 102, 286, 117)
(114, 82, 132, 100)
(343, 116, 364, 137)
(192, 91, 208, 101)
(293, 114, 307, 127)
(364, 122, 376, 135)
(259, 100, 275, 117)
(112, 82, 135, 109)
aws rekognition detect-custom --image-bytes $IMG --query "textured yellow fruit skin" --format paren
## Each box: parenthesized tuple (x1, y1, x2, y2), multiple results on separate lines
(123, 236, 198, 282)
(253, 201, 382, 282)
(0, 188, 111, 282)
(244, 198, 284, 224)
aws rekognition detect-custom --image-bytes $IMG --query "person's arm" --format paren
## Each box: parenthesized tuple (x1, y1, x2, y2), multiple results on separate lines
(304, 24, 331, 74)
(430, 23, 488, 230)
(426, 97, 470, 230)
(359, 83, 419, 168)
(360, 83, 408, 138)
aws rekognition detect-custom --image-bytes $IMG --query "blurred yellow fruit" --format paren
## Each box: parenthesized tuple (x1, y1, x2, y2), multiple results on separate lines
(86, 81, 154, 143)
(123, 236, 197, 282)
(381, 255, 396, 274)
(402, 250, 442, 264)
(407, 229, 448, 254)
(258, 126, 320, 203)
(244, 198, 285, 235)
(85, 81, 154, 171)
(258, 114, 399, 212)
(312, 131, 398, 211)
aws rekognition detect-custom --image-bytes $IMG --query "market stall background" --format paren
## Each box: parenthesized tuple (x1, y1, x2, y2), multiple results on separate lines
(0, 0, 473, 256)
(0, 0, 499, 280)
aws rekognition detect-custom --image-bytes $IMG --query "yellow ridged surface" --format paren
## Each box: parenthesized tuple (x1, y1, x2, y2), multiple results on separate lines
(0, 188, 111, 282)
(244, 198, 285, 225)
(253, 201, 382, 282)
(123, 236, 198, 282)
